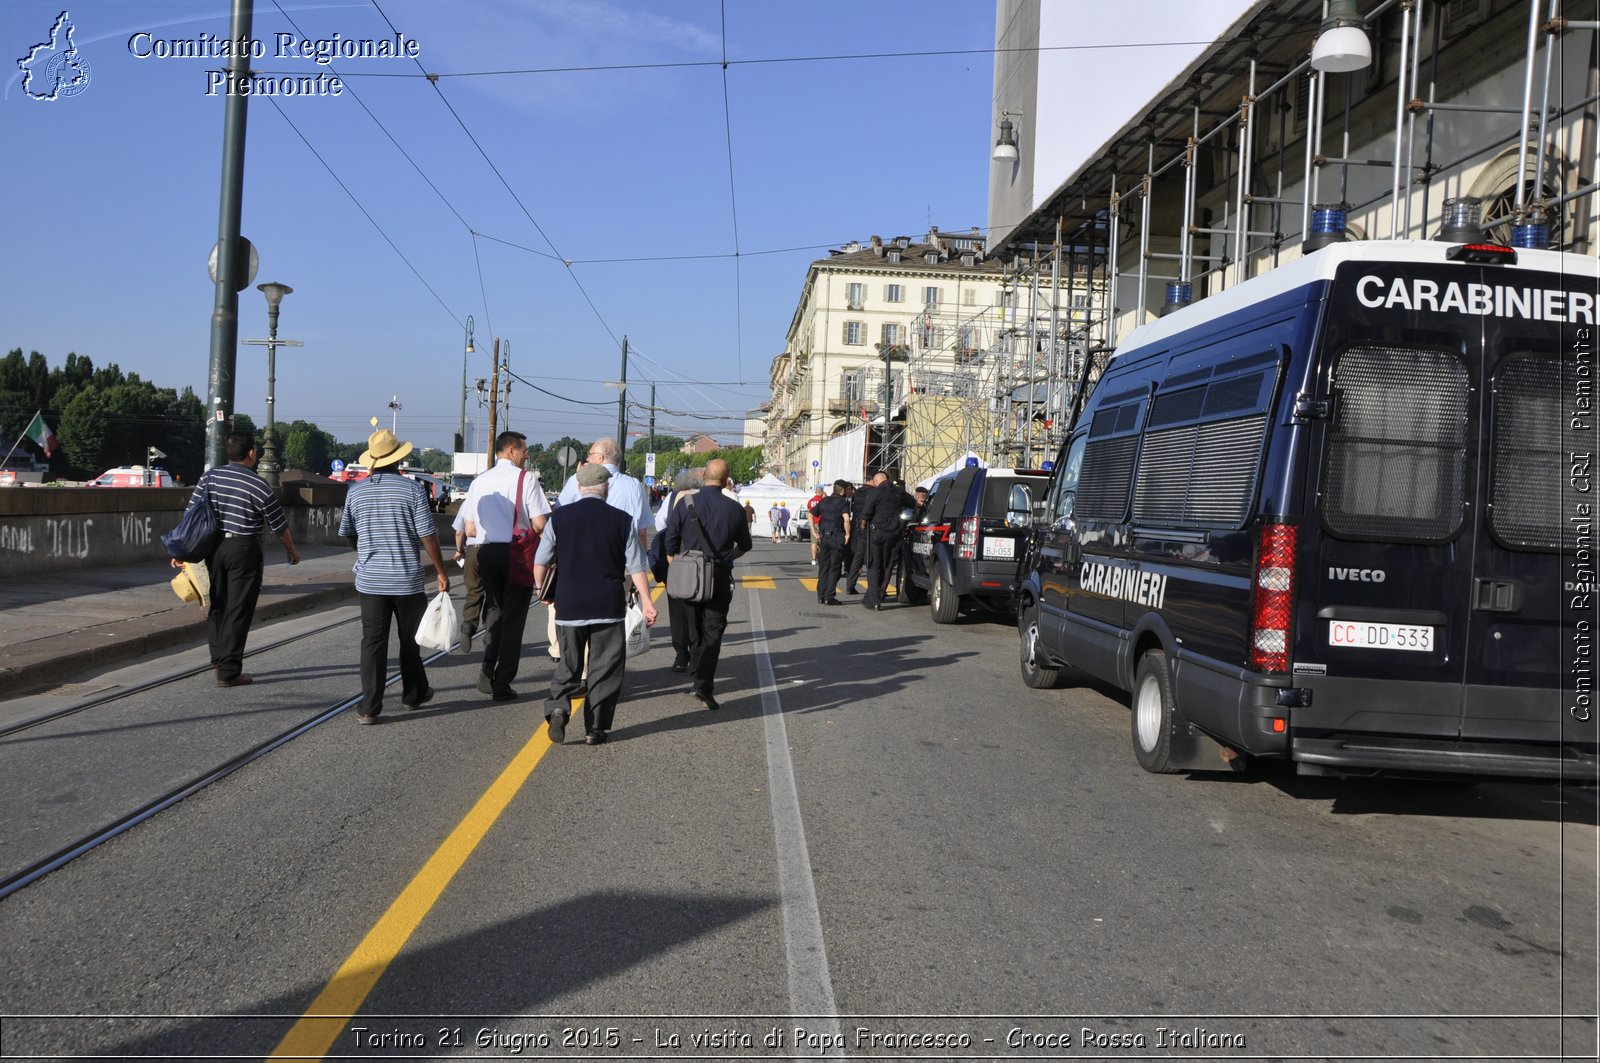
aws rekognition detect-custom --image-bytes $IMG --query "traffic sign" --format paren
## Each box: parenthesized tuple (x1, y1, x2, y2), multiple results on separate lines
(644, 475, 655, 487)
(208, 237, 259, 292)
(811, 460, 820, 468)
(557, 445, 578, 465)
(645, 452, 657, 476)
(331, 459, 346, 472)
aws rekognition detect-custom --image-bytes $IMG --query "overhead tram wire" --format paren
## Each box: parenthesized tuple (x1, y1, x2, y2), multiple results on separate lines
(260, 94, 464, 330)
(368, 0, 630, 357)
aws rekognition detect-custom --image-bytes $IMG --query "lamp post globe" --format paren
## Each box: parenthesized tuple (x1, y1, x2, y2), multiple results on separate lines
(255, 282, 293, 487)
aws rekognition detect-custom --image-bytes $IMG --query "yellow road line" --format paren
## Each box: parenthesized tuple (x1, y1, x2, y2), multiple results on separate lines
(740, 575, 777, 590)
(799, 578, 818, 592)
(268, 713, 569, 1060)
(650, 583, 666, 603)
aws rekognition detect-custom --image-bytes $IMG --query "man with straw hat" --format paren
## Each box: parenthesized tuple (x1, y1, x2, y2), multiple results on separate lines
(339, 427, 450, 724)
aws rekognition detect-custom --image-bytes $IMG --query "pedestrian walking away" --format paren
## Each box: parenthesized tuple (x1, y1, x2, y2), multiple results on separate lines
(459, 431, 551, 700)
(768, 503, 782, 544)
(339, 429, 451, 723)
(742, 500, 756, 526)
(662, 458, 752, 711)
(535, 462, 657, 746)
(552, 436, 655, 665)
(857, 471, 913, 610)
(451, 499, 485, 652)
(813, 479, 852, 605)
(654, 472, 699, 673)
(170, 429, 300, 686)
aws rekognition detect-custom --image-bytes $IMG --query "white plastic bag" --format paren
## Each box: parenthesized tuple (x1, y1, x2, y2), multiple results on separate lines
(415, 591, 458, 653)
(624, 600, 650, 658)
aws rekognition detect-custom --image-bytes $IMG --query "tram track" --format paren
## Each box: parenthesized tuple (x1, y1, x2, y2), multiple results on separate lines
(0, 625, 466, 902)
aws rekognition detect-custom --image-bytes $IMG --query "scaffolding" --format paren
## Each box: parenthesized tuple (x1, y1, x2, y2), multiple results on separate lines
(981, 0, 1598, 446)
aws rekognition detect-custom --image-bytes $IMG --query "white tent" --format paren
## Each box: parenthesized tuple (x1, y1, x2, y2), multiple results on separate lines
(738, 473, 811, 539)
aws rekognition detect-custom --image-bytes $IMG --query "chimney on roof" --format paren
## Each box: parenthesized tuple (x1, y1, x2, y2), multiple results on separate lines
(870, 234, 883, 256)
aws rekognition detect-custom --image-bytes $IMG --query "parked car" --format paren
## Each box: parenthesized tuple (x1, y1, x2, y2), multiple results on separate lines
(1014, 238, 1597, 781)
(90, 466, 174, 487)
(903, 464, 1050, 622)
(330, 464, 370, 484)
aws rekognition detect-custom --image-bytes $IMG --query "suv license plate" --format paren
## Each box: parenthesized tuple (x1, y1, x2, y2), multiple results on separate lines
(1328, 621, 1434, 652)
(983, 537, 1015, 560)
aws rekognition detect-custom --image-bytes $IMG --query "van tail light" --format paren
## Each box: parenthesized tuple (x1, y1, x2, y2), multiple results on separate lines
(957, 516, 979, 560)
(1250, 522, 1298, 673)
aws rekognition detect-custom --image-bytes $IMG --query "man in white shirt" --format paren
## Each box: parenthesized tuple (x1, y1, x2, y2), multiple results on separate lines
(460, 431, 552, 700)
(551, 436, 654, 661)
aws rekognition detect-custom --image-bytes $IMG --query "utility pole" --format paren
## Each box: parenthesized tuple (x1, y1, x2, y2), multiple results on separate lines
(616, 335, 629, 444)
(648, 382, 656, 445)
(486, 337, 500, 468)
(204, 0, 254, 470)
(499, 339, 512, 433)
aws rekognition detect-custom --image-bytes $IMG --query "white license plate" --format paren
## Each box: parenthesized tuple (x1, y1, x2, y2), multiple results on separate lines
(983, 537, 1015, 560)
(1327, 621, 1434, 652)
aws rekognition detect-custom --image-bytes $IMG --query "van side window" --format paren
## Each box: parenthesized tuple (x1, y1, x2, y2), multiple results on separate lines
(1133, 364, 1278, 526)
(1076, 399, 1144, 521)
(1490, 355, 1581, 551)
(1323, 344, 1468, 542)
(1053, 436, 1087, 521)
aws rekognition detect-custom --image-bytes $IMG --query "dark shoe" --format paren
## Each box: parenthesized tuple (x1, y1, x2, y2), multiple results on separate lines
(216, 673, 253, 687)
(823, 599, 841, 606)
(355, 712, 378, 725)
(547, 710, 567, 744)
(402, 687, 434, 710)
(694, 690, 721, 712)
(845, 585, 860, 594)
(477, 671, 494, 695)
(457, 621, 475, 650)
(584, 730, 607, 746)
(492, 687, 518, 702)
(671, 656, 689, 673)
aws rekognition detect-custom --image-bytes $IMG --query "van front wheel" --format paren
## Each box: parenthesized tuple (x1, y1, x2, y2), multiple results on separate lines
(1018, 602, 1061, 689)
(1132, 650, 1181, 774)
(929, 572, 959, 624)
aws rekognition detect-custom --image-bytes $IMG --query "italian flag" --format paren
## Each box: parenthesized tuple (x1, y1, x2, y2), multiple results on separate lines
(25, 412, 57, 458)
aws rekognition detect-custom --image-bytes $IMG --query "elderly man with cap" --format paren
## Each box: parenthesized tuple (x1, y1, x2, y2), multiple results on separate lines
(339, 428, 450, 724)
(534, 462, 657, 746)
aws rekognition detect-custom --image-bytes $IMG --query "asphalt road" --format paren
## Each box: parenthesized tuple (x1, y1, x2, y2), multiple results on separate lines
(0, 542, 1595, 1061)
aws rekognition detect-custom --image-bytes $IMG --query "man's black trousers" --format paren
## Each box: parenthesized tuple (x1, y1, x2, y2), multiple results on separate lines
(206, 536, 264, 680)
(816, 535, 845, 601)
(683, 579, 733, 696)
(476, 542, 533, 693)
(358, 591, 430, 715)
(863, 532, 898, 608)
(843, 527, 867, 590)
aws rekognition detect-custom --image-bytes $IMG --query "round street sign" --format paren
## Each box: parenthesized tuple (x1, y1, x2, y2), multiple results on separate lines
(557, 445, 578, 465)
(207, 238, 259, 292)
(811, 460, 820, 467)
(331, 459, 346, 472)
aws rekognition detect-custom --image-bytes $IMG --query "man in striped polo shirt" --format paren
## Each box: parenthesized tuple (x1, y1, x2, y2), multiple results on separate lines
(175, 430, 301, 686)
(339, 429, 450, 723)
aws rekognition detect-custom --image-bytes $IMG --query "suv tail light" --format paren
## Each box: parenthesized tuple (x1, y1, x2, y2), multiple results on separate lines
(1250, 522, 1298, 673)
(957, 515, 979, 560)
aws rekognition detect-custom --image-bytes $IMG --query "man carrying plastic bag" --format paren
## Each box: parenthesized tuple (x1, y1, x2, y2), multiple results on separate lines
(339, 428, 450, 724)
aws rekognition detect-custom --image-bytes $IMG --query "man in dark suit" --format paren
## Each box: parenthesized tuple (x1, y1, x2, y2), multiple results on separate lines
(661, 458, 752, 711)
(856, 471, 913, 610)
(842, 480, 870, 594)
(533, 463, 656, 746)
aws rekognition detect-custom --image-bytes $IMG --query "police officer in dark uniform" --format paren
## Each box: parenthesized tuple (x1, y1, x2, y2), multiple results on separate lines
(842, 481, 871, 594)
(813, 479, 852, 605)
(857, 471, 914, 610)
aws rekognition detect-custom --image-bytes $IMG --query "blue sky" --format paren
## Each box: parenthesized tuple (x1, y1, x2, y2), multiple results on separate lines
(3, 0, 999, 455)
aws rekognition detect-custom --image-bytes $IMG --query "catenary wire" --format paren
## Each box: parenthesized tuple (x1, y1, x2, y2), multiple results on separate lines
(719, 0, 744, 382)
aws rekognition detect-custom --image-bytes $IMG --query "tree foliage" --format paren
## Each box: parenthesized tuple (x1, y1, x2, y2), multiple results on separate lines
(680, 445, 764, 485)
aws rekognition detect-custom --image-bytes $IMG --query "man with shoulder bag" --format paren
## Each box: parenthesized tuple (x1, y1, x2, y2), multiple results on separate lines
(661, 459, 751, 711)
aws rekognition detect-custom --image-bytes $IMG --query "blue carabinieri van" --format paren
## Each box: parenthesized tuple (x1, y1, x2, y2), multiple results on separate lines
(1015, 239, 1598, 780)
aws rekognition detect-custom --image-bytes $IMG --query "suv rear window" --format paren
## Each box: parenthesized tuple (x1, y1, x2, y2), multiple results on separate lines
(980, 474, 1045, 517)
(1323, 344, 1468, 543)
(1490, 354, 1583, 551)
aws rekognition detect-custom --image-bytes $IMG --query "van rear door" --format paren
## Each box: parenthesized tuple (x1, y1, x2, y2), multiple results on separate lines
(1297, 262, 1481, 739)
(1464, 284, 1594, 747)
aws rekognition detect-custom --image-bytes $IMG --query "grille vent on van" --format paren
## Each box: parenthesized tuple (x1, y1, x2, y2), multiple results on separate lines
(1492, 356, 1580, 550)
(1078, 437, 1138, 520)
(1324, 345, 1468, 542)
(1135, 415, 1266, 525)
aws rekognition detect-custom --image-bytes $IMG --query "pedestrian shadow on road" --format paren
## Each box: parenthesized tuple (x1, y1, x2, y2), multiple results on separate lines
(66, 890, 775, 1060)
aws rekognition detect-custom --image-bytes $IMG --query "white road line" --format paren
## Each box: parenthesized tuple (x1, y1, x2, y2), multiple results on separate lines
(748, 590, 843, 1056)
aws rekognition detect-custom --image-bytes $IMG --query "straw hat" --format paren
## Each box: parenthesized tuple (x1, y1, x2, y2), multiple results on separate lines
(360, 428, 413, 469)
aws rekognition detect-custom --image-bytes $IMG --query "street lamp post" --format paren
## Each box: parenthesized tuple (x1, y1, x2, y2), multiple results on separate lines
(388, 396, 403, 433)
(242, 282, 301, 488)
(458, 315, 474, 454)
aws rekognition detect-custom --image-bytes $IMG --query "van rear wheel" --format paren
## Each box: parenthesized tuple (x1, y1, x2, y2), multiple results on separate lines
(929, 572, 959, 624)
(1018, 602, 1060, 689)
(1132, 650, 1181, 774)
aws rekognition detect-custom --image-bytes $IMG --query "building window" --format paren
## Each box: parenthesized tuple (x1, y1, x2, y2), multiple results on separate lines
(884, 283, 904, 303)
(961, 253, 976, 267)
(846, 282, 865, 309)
(925, 252, 940, 265)
(841, 370, 864, 407)
(964, 290, 976, 305)
(843, 321, 864, 345)
(881, 323, 901, 346)
(887, 250, 902, 263)
(952, 237, 975, 251)
(923, 286, 941, 306)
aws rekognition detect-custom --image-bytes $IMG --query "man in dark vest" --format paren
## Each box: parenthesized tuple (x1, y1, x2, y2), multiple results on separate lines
(661, 458, 752, 711)
(533, 463, 657, 746)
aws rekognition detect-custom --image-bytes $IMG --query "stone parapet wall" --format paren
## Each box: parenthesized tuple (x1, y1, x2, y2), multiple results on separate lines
(0, 482, 453, 579)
